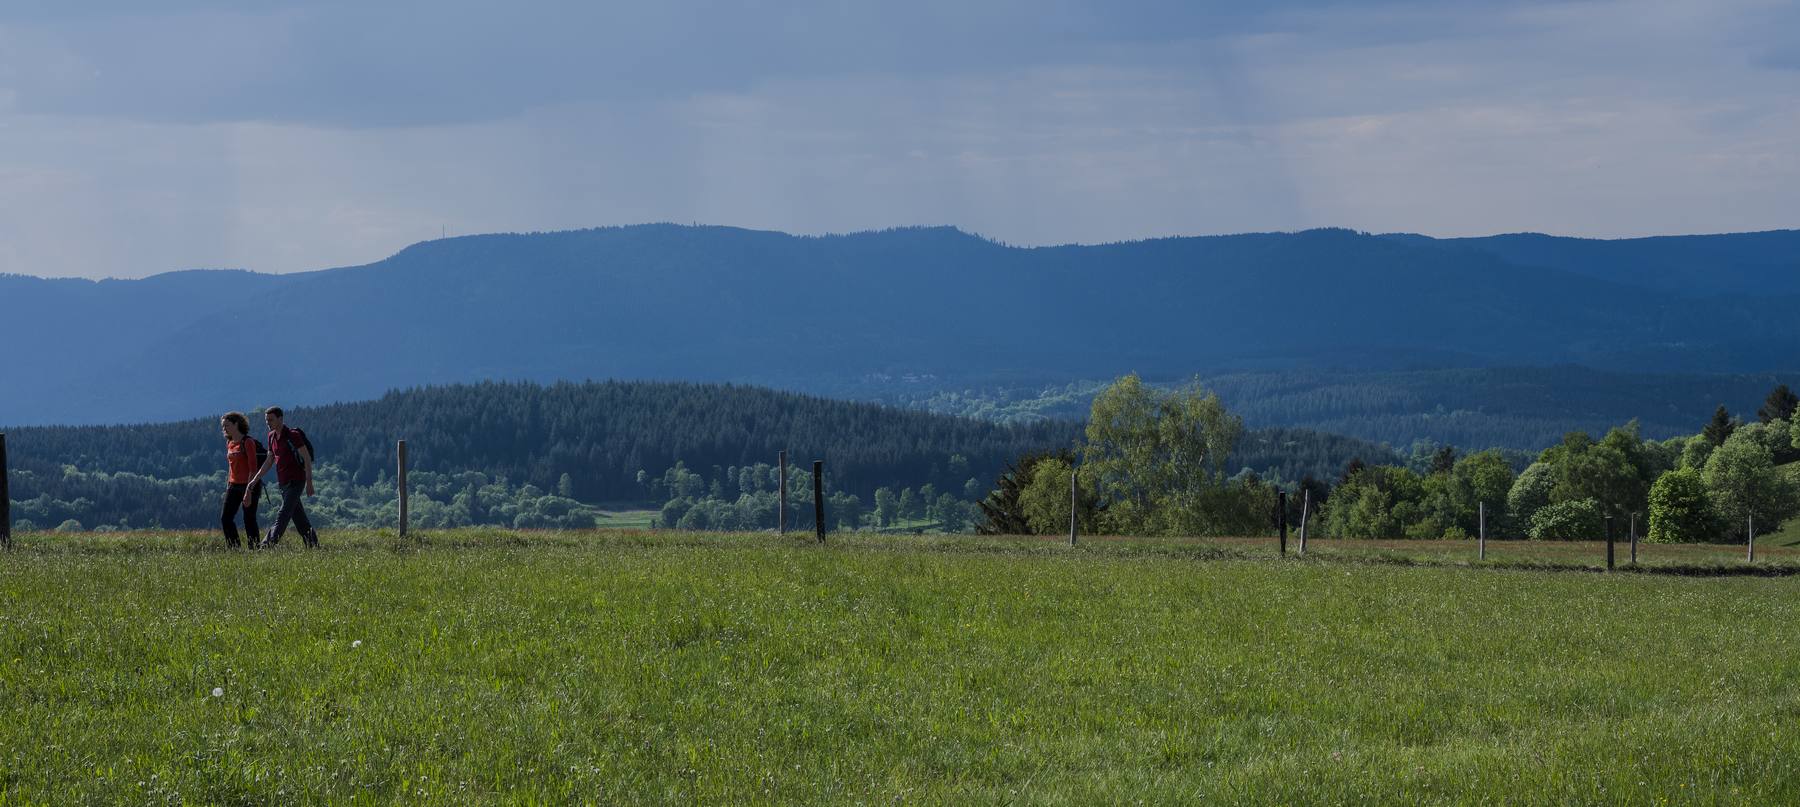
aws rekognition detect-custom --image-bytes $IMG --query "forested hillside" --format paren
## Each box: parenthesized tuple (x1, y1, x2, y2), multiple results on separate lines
(1389, 229, 1800, 294)
(869, 367, 1800, 452)
(3, 380, 1405, 531)
(7, 381, 1080, 502)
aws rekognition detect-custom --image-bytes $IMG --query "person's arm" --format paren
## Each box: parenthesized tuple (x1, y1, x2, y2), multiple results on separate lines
(247, 447, 276, 487)
(301, 445, 315, 496)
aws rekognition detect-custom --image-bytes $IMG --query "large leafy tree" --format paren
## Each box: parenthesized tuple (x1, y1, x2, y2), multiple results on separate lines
(1702, 428, 1800, 533)
(1523, 423, 1660, 521)
(1647, 467, 1713, 543)
(1547, 433, 1641, 519)
(1678, 434, 1715, 471)
(1081, 374, 1244, 536)
(1323, 464, 1423, 539)
(1440, 449, 1517, 536)
(1015, 457, 1105, 535)
(1507, 461, 1554, 533)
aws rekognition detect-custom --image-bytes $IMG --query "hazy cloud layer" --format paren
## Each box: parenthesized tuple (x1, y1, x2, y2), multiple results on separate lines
(1, 0, 1795, 277)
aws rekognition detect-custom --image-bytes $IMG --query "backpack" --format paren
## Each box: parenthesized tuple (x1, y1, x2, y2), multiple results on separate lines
(243, 437, 269, 503)
(284, 427, 316, 464)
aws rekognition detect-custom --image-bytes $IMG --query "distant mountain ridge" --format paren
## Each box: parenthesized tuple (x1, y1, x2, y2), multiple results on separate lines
(1381, 229, 1800, 294)
(5, 223, 1798, 426)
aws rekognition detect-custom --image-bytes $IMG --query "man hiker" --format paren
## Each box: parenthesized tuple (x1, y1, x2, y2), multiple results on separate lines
(247, 406, 320, 548)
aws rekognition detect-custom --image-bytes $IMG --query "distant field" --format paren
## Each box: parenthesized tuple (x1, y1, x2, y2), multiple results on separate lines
(594, 509, 659, 529)
(3, 530, 1800, 803)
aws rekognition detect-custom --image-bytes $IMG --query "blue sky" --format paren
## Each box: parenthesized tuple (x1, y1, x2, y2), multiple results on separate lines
(1, 0, 1796, 277)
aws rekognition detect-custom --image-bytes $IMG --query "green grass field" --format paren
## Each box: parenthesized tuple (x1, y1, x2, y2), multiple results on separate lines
(594, 509, 660, 530)
(3, 529, 1799, 804)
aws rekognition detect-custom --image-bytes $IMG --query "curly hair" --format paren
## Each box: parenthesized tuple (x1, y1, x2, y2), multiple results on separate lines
(222, 411, 252, 437)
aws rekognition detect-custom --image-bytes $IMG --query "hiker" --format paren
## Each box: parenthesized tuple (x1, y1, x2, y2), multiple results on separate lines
(247, 406, 320, 548)
(219, 412, 265, 549)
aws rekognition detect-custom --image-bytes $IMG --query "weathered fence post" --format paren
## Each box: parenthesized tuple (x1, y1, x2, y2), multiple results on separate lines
(0, 433, 10, 551)
(1298, 488, 1310, 556)
(1629, 512, 1638, 565)
(812, 460, 825, 544)
(1068, 465, 1078, 547)
(778, 449, 788, 534)
(1605, 516, 1615, 571)
(1278, 489, 1288, 557)
(1478, 501, 1486, 561)
(1747, 515, 1755, 563)
(397, 439, 409, 537)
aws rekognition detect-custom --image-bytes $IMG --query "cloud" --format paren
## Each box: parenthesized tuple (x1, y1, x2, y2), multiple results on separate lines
(0, 0, 1795, 278)
(0, 0, 1516, 128)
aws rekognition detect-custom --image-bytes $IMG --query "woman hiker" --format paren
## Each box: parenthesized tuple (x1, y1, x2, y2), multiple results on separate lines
(219, 412, 265, 549)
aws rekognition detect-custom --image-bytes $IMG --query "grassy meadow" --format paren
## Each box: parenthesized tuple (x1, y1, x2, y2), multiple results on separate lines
(2, 529, 1799, 804)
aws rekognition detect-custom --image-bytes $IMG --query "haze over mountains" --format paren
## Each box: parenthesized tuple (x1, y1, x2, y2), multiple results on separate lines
(5, 224, 1798, 430)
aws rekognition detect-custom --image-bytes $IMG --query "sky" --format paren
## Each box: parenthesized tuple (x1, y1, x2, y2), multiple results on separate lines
(1, 0, 1796, 278)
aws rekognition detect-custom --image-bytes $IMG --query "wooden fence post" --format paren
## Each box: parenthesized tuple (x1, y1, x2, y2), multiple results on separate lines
(1629, 512, 1638, 565)
(1747, 515, 1755, 563)
(1478, 501, 1486, 561)
(1278, 489, 1288, 557)
(0, 433, 10, 551)
(397, 439, 409, 538)
(1068, 466, 1078, 547)
(813, 460, 825, 544)
(1298, 488, 1310, 556)
(1605, 516, 1615, 571)
(778, 450, 788, 534)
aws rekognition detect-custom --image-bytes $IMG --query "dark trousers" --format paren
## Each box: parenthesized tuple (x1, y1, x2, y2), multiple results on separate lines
(266, 480, 318, 547)
(220, 483, 262, 548)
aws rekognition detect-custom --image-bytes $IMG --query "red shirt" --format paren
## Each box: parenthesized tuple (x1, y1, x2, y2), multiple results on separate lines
(268, 427, 307, 484)
(227, 439, 256, 485)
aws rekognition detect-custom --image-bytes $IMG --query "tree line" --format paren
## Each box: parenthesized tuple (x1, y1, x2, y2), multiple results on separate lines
(4, 380, 1079, 505)
(869, 367, 1798, 452)
(978, 378, 1800, 543)
(16, 377, 1793, 539)
(4, 380, 1414, 531)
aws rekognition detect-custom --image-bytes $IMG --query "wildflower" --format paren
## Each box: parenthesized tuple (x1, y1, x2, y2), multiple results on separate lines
(211, 687, 224, 697)
(351, 640, 363, 649)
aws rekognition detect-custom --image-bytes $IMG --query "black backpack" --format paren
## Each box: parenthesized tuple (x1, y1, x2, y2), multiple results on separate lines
(284, 427, 316, 464)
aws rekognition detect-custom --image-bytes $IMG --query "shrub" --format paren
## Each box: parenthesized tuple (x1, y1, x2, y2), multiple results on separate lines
(1528, 498, 1603, 541)
(1647, 467, 1714, 543)
(1507, 462, 1553, 527)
